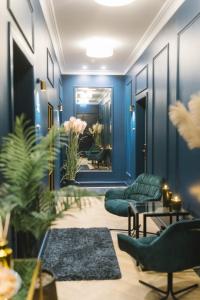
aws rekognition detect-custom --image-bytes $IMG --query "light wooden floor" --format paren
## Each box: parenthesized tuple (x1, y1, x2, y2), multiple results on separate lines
(53, 197, 200, 300)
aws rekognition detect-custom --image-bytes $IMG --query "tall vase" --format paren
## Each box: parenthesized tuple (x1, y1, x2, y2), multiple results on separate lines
(0, 239, 13, 268)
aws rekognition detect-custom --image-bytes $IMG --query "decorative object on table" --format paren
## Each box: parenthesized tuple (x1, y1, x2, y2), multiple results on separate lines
(171, 195, 182, 211)
(62, 116, 87, 183)
(0, 116, 86, 257)
(162, 184, 171, 207)
(89, 122, 103, 147)
(40, 227, 121, 281)
(0, 213, 13, 268)
(0, 267, 21, 299)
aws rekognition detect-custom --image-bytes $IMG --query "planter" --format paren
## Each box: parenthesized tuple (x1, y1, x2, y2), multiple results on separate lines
(11, 229, 41, 258)
(34, 270, 57, 300)
(61, 179, 80, 187)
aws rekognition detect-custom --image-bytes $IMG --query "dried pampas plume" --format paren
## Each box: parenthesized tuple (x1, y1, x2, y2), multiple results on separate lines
(169, 92, 200, 149)
(189, 184, 200, 202)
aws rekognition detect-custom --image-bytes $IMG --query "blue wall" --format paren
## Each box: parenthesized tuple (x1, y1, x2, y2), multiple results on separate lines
(62, 75, 126, 184)
(0, 0, 62, 188)
(127, 0, 200, 216)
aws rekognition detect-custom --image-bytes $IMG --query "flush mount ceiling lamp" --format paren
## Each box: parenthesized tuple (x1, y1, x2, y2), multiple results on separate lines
(86, 39, 113, 58)
(94, 0, 135, 7)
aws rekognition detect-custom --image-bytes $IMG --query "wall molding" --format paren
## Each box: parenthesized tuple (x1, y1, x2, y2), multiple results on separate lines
(135, 65, 148, 95)
(124, 0, 185, 74)
(152, 43, 169, 179)
(39, 0, 66, 73)
(176, 12, 200, 189)
(8, 0, 34, 53)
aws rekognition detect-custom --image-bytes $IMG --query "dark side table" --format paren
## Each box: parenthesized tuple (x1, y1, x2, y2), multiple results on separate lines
(128, 201, 190, 238)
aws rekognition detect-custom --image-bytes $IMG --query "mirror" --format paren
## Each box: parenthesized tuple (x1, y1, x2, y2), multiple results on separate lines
(75, 87, 112, 171)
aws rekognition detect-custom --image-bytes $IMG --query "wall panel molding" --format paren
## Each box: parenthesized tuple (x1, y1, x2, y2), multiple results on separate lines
(8, 0, 34, 52)
(176, 12, 200, 196)
(152, 44, 169, 179)
(135, 65, 148, 95)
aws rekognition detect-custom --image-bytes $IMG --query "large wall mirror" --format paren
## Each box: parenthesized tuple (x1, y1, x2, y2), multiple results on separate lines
(75, 87, 112, 172)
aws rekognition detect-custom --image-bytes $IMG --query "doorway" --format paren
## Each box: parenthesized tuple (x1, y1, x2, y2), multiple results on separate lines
(12, 41, 34, 125)
(136, 95, 147, 176)
(9, 39, 35, 258)
(48, 103, 55, 190)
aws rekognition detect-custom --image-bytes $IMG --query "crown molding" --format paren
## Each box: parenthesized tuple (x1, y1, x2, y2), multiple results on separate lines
(62, 69, 123, 76)
(123, 0, 186, 74)
(40, 0, 185, 76)
(39, 0, 66, 73)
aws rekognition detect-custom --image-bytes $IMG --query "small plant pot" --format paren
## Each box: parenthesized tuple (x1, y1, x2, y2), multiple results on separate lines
(34, 270, 57, 300)
(62, 179, 79, 186)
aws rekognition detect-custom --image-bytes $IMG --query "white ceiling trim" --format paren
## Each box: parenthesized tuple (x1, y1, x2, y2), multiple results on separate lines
(40, 0, 185, 76)
(64, 70, 123, 76)
(39, 0, 66, 73)
(123, 0, 186, 74)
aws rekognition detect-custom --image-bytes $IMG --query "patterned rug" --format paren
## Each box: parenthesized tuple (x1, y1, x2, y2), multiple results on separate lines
(41, 227, 121, 281)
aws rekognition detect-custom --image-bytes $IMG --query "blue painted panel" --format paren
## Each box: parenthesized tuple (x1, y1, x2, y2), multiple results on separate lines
(135, 65, 148, 95)
(152, 45, 169, 180)
(62, 75, 126, 183)
(0, 0, 62, 188)
(126, 0, 200, 216)
(177, 13, 200, 214)
(124, 79, 136, 183)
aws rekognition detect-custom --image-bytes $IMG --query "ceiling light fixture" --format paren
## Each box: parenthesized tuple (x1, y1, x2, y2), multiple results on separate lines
(94, 0, 135, 7)
(101, 66, 106, 70)
(86, 38, 113, 58)
(82, 65, 88, 70)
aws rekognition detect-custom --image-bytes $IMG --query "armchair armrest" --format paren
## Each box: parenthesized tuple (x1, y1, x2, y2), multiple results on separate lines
(105, 188, 126, 200)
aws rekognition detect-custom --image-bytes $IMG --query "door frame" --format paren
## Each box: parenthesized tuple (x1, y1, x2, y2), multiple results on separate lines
(8, 22, 34, 130)
(135, 91, 148, 175)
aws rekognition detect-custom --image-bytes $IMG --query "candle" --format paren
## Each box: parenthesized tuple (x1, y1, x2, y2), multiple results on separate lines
(162, 184, 170, 207)
(171, 195, 182, 211)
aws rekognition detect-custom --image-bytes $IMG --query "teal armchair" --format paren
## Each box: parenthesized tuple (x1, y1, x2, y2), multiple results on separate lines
(105, 173, 163, 217)
(118, 219, 200, 299)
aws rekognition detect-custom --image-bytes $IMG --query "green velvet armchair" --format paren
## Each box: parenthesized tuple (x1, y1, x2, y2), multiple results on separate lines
(118, 219, 200, 299)
(105, 173, 163, 217)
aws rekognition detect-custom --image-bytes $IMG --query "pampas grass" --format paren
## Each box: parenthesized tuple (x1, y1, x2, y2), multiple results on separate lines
(169, 92, 200, 200)
(0, 213, 10, 241)
(169, 93, 200, 149)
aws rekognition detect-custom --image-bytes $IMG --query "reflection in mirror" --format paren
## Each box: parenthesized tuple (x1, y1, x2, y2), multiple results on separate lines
(75, 87, 112, 171)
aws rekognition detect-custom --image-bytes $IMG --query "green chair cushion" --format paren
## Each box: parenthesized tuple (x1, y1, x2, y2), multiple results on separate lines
(105, 173, 163, 217)
(105, 199, 130, 217)
(118, 219, 200, 273)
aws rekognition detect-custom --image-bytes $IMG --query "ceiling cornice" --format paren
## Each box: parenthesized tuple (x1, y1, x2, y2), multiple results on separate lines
(123, 0, 186, 74)
(64, 70, 123, 76)
(40, 0, 185, 76)
(39, 0, 66, 73)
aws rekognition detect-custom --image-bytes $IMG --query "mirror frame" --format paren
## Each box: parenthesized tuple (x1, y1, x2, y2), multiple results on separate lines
(73, 86, 113, 173)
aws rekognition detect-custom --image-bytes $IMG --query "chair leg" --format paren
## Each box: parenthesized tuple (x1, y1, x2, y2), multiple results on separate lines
(139, 273, 198, 300)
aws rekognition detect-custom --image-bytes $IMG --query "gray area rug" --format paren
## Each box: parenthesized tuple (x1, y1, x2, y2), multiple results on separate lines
(41, 227, 121, 281)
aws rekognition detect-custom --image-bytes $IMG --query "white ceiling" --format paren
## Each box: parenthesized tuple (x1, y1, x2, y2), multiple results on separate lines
(40, 0, 185, 75)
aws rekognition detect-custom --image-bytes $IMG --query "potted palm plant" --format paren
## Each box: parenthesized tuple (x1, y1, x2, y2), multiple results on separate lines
(62, 116, 87, 184)
(0, 116, 88, 258)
